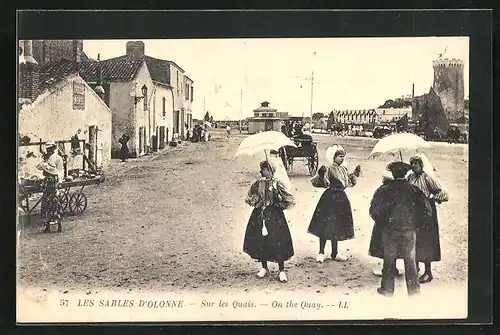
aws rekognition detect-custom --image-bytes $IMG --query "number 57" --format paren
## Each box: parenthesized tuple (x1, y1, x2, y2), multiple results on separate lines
(60, 299, 69, 307)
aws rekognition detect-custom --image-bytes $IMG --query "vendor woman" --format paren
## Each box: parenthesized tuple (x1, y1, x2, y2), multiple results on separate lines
(37, 141, 64, 233)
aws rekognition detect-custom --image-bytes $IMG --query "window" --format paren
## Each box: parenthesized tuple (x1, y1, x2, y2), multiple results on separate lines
(72, 81, 85, 110)
(190, 86, 194, 102)
(185, 83, 189, 100)
(162, 97, 166, 117)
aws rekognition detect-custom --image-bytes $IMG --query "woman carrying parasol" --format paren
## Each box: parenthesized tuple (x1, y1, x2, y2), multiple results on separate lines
(243, 160, 295, 283)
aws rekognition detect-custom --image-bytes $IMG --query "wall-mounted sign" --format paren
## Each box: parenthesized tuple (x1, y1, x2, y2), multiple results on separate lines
(73, 81, 85, 110)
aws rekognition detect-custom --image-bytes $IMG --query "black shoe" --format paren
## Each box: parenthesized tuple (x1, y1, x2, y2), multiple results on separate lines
(418, 273, 433, 284)
(42, 226, 51, 233)
(377, 287, 394, 297)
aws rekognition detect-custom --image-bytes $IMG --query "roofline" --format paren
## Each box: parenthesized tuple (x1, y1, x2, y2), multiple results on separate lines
(184, 75, 194, 83)
(168, 61, 185, 73)
(152, 80, 173, 89)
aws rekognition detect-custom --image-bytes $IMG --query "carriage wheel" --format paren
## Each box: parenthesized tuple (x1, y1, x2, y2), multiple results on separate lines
(69, 193, 87, 215)
(308, 150, 319, 176)
(58, 193, 69, 212)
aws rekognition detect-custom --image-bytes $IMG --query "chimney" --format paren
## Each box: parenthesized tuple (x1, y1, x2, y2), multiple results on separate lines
(19, 40, 40, 101)
(22, 40, 38, 65)
(412, 83, 415, 99)
(94, 53, 106, 101)
(126, 41, 145, 60)
(73, 40, 83, 62)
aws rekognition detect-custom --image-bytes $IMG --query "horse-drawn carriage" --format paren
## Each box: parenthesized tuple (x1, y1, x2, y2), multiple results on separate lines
(278, 136, 319, 176)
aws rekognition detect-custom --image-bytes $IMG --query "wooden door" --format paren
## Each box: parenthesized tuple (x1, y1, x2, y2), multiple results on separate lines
(159, 126, 165, 149)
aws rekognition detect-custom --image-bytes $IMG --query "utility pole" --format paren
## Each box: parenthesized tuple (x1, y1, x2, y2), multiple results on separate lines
(203, 96, 206, 115)
(309, 70, 314, 122)
(239, 88, 243, 133)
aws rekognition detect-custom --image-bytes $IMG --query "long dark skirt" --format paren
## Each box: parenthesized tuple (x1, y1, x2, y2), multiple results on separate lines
(243, 205, 294, 263)
(368, 201, 441, 262)
(416, 200, 441, 262)
(120, 144, 129, 160)
(307, 188, 354, 241)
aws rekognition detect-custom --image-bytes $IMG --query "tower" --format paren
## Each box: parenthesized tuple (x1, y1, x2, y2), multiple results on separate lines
(432, 56, 465, 122)
(32, 40, 85, 66)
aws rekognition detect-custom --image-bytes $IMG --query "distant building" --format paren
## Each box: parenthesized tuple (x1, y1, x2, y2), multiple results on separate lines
(334, 109, 379, 125)
(374, 107, 412, 123)
(247, 101, 283, 133)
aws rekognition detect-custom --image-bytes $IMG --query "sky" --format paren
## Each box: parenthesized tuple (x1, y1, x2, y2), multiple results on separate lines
(84, 37, 469, 120)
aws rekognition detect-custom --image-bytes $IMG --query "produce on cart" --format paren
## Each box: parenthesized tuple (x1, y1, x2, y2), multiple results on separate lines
(18, 138, 105, 232)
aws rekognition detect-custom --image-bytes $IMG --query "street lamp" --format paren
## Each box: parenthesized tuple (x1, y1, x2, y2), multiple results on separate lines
(134, 84, 148, 110)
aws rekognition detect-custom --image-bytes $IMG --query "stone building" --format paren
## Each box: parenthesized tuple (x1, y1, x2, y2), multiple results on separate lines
(40, 57, 155, 158)
(432, 56, 465, 122)
(412, 87, 450, 138)
(247, 101, 283, 133)
(31, 40, 89, 67)
(18, 45, 112, 169)
(104, 41, 195, 142)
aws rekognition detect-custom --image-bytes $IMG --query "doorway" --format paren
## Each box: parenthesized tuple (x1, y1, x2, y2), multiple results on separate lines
(138, 127, 144, 155)
(159, 126, 165, 149)
(264, 120, 273, 131)
(173, 110, 180, 136)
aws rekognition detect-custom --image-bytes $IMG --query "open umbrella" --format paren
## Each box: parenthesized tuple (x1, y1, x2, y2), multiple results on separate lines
(368, 133, 430, 161)
(234, 131, 297, 160)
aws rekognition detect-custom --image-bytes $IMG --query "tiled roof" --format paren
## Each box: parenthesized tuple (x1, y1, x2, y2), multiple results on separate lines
(39, 58, 144, 88)
(106, 55, 173, 86)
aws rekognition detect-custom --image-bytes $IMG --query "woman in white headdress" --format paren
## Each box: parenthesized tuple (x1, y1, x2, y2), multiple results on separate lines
(408, 153, 449, 284)
(243, 160, 295, 283)
(307, 145, 361, 263)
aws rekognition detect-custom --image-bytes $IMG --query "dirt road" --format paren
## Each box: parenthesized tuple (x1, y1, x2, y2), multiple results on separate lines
(18, 131, 468, 298)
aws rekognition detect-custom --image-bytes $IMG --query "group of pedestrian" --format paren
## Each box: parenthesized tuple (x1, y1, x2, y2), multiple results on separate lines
(242, 145, 448, 297)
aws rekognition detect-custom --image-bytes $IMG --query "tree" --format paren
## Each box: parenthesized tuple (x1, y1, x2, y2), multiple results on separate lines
(312, 112, 325, 121)
(204, 112, 210, 121)
(209, 116, 214, 123)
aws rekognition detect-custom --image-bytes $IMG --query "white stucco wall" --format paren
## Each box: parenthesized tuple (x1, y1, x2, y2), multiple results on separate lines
(108, 62, 153, 157)
(152, 84, 174, 145)
(18, 74, 112, 168)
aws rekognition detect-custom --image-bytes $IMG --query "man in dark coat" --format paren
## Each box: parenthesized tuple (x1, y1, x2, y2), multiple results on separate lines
(369, 161, 432, 297)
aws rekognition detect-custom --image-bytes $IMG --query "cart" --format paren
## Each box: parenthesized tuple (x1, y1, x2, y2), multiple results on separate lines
(18, 138, 105, 223)
(278, 137, 319, 176)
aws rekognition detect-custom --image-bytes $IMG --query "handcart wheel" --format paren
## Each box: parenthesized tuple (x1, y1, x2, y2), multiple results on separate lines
(58, 193, 69, 212)
(308, 149, 319, 176)
(69, 193, 88, 215)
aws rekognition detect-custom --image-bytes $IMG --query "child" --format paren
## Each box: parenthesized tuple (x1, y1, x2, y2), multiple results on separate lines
(243, 160, 295, 282)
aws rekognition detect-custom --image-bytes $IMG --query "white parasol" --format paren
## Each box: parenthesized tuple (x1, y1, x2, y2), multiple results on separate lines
(368, 133, 430, 161)
(234, 131, 297, 190)
(234, 131, 297, 159)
